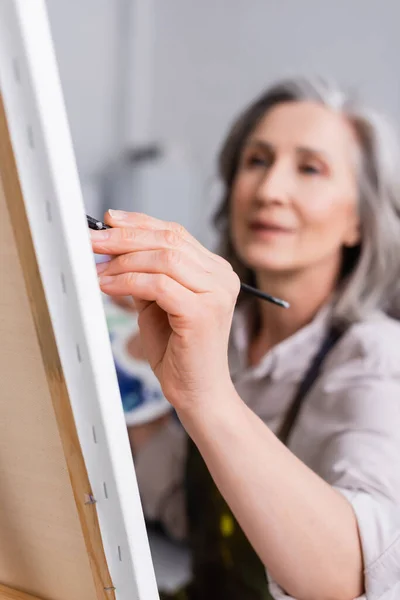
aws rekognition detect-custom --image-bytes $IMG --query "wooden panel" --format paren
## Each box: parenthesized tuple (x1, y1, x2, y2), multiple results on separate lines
(0, 93, 115, 599)
(0, 583, 45, 600)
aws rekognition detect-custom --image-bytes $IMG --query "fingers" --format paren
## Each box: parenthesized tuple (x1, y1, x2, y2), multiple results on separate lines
(98, 271, 198, 322)
(96, 248, 214, 294)
(103, 209, 230, 268)
(91, 211, 240, 315)
(111, 295, 137, 312)
(90, 226, 230, 281)
(91, 225, 196, 258)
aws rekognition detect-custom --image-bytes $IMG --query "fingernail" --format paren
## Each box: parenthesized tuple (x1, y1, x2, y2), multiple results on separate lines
(96, 262, 109, 274)
(90, 229, 110, 240)
(98, 275, 113, 285)
(108, 209, 127, 220)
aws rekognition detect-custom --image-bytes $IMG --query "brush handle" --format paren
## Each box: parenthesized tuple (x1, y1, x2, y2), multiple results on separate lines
(86, 214, 289, 308)
(86, 214, 110, 230)
(240, 282, 289, 309)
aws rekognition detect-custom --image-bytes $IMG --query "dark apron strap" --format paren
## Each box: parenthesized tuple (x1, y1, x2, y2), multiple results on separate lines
(277, 325, 344, 446)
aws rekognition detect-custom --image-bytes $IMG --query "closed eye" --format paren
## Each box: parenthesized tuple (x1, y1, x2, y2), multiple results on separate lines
(244, 154, 271, 169)
(299, 164, 322, 175)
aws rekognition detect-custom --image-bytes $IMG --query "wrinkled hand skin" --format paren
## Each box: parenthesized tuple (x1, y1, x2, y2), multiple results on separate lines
(91, 210, 240, 414)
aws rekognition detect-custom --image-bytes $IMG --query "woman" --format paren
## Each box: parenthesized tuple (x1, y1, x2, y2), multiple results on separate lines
(91, 77, 400, 600)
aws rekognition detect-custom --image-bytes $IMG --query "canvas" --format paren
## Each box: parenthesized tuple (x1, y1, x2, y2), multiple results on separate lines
(0, 1, 159, 599)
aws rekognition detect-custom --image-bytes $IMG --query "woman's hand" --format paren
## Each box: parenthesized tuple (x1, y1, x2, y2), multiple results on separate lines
(111, 295, 137, 312)
(91, 210, 240, 414)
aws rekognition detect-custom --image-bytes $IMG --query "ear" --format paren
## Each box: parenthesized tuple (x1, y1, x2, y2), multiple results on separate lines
(343, 216, 361, 248)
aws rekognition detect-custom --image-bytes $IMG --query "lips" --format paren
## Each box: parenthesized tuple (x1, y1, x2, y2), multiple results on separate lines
(248, 221, 295, 233)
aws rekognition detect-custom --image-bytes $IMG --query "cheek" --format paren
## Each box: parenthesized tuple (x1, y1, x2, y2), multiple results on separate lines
(299, 192, 357, 237)
(230, 180, 252, 228)
(296, 197, 359, 263)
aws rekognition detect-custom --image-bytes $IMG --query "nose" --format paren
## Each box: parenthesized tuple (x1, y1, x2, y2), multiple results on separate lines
(255, 161, 292, 206)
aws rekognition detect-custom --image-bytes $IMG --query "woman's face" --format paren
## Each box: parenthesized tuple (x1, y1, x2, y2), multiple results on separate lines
(230, 101, 361, 278)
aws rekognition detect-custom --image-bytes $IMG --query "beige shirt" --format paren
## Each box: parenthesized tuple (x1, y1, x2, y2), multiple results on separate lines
(134, 304, 400, 600)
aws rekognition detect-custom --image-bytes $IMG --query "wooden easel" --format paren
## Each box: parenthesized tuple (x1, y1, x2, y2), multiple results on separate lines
(0, 1, 159, 599)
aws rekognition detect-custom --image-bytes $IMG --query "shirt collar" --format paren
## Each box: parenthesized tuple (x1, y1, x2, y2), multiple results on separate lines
(229, 299, 332, 383)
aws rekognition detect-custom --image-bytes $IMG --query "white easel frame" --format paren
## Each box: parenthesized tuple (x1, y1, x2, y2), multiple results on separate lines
(0, 1, 159, 598)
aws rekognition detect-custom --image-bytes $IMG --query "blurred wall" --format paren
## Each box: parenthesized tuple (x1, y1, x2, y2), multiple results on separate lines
(45, 0, 133, 216)
(153, 0, 400, 175)
(46, 0, 400, 246)
(45, 0, 126, 176)
(150, 0, 400, 246)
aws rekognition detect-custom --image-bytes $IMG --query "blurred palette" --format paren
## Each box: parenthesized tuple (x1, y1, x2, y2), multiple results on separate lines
(103, 295, 173, 426)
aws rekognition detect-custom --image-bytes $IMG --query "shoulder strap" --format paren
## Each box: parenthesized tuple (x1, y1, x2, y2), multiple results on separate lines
(277, 326, 344, 446)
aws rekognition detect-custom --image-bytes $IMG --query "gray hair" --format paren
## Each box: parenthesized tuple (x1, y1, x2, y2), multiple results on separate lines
(214, 76, 400, 325)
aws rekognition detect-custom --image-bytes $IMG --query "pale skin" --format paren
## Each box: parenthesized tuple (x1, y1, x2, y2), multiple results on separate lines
(92, 101, 364, 600)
